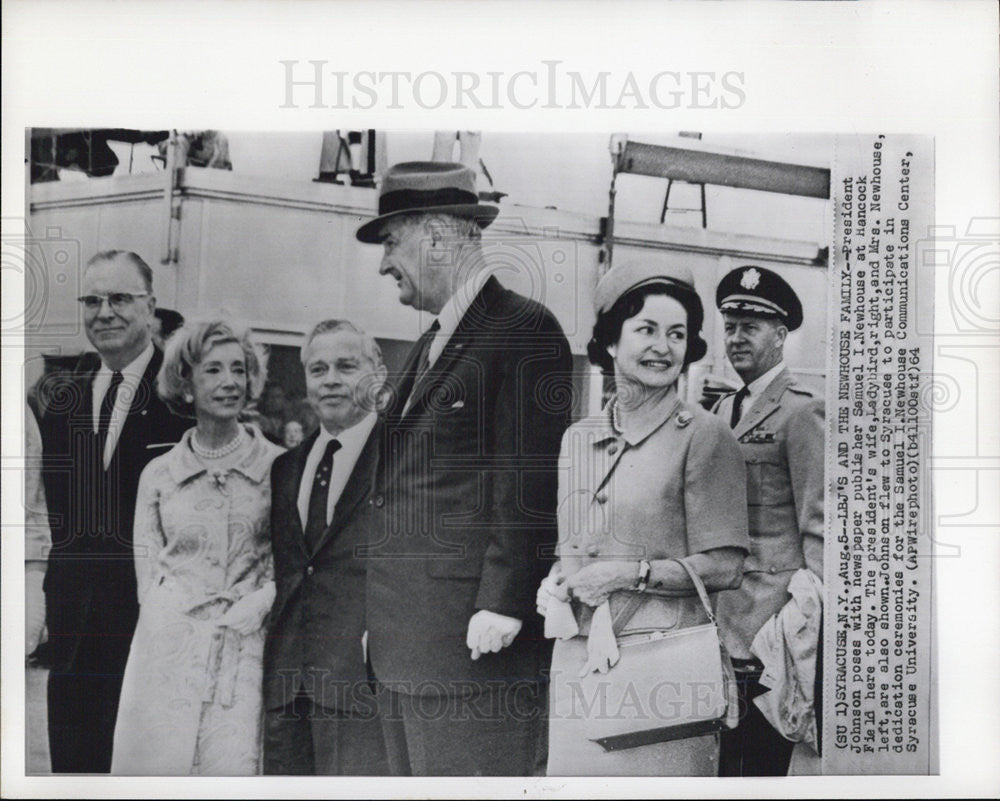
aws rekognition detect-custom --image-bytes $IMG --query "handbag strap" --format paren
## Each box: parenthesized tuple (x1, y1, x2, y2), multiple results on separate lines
(610, 557, 717, 635)
(673, 557, 717, 625)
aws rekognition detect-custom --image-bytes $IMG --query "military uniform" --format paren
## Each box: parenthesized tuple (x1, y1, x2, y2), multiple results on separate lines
(712, 265, 825, 777)
(713, 368, 824, 655)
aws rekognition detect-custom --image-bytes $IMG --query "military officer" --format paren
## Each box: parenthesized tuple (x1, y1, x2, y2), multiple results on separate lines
(712, 265, 825, 777)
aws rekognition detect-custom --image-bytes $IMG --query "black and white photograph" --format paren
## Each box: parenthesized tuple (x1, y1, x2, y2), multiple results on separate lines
(2, 2, 998, 798)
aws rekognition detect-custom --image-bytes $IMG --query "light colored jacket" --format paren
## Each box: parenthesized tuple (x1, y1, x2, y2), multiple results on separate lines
(112, 425, 282, 775)
(750, 568, 823, 749)
(557, 394, 750, 635)
(714, 367, 825, 658)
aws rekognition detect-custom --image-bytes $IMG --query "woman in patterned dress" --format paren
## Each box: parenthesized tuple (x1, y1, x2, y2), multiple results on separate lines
(111, 319, 282, 775)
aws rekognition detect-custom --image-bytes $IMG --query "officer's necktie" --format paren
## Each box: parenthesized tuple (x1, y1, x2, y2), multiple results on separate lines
(98, 371, 124, 452)
(304, 438, 341, 549)
(730, 385, 750, 429)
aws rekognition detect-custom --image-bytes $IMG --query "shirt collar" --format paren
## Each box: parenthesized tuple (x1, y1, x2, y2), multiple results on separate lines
(315, 411, 377, 455)
(434, 271, 488, 344)
(97, 341, 154, 380)
(746, 360, 787, 398)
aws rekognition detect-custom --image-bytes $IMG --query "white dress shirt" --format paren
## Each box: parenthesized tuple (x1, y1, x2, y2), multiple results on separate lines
(92, 342, 155, 469)
(401, 272, 486, 416)
(425, 272, 488, 370)
(740, 360, 787, 417)
(297, 412, 378, 530)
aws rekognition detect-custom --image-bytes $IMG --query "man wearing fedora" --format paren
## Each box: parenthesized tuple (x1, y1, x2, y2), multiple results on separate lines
(355, 162, 572, 775)
(711, 265, 825, 776)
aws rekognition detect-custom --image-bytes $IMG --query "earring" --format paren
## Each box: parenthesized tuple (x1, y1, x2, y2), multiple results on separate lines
(183, 393, 193, 403)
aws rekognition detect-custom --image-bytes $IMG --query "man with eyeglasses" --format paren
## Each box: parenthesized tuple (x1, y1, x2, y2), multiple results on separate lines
(37, 250, 190, 773)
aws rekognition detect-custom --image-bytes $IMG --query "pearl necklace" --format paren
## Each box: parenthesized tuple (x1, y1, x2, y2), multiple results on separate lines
(612, 395, 683, 435)
(191, 426, 245, 459)
(611, 399, 623, 435)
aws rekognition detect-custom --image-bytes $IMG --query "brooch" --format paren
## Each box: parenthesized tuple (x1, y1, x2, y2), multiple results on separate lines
(675, 411, 692, 428)
(210, 469, 229, 490)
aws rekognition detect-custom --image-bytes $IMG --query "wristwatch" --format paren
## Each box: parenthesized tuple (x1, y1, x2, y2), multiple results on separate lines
(635, 559, 651, 593)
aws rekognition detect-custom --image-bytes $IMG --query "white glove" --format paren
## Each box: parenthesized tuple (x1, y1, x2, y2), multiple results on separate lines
(578, 601, 620, 677)
(535, 562, 569, 617)
(26, 568, 47, 656)
(217, 581, 275, 636)
(466, 609, 522, 660)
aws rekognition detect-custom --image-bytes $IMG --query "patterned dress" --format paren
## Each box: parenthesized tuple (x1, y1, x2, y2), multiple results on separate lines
(111, 425, 282, 775)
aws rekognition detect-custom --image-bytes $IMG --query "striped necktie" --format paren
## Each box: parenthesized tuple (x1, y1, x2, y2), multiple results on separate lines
(304, 438, 341, 549)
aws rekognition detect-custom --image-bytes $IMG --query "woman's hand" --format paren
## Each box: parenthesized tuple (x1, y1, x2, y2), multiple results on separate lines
(563, 560, 637, 607)
(217, 582, 276, 636)
(535, 562, 569, 617)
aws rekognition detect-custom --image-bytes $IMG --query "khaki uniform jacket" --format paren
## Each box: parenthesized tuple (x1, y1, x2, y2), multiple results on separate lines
(713, 367, 825, 658)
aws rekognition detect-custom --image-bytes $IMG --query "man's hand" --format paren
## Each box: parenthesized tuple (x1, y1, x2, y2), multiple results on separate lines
(466, 610, 522, 660)
(563, 560, 636, 608)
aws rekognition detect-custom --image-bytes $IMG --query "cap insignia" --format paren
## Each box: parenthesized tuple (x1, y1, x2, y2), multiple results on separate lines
(740, 268, 761, 290)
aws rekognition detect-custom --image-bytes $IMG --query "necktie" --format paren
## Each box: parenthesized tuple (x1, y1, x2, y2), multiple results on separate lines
(414, 319, 441, 385)
(405, 319, 441, 410)
(730, 385, 750, 429)
(98, 371, 124, 448)
(304, 438, 341, 549)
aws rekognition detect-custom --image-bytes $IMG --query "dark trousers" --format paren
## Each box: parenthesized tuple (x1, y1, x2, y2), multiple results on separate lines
(718, 663, 795, 776)
(263, 694, 390, 775)
(47, 670, 123, 773)
(377, 683, 545, 776)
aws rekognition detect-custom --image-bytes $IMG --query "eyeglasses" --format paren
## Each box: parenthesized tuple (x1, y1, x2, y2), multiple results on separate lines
(77, 292, 151, 312)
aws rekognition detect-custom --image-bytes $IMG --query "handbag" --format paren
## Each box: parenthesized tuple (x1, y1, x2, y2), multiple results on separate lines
(581, 558, 740, 752)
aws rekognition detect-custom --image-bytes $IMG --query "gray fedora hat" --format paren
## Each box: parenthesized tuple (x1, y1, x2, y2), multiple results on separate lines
(355, 161, 499, 243)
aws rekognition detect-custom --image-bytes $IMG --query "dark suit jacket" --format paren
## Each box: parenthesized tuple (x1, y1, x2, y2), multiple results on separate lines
(264, 426, 380, 714)
(365, 275, 573, 695)
(39, 347, 191, 674)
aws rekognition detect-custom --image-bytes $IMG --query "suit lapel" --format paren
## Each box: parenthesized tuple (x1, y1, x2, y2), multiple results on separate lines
(111, 347, 164, 460)
(404, 276, 503, 416)
(78, 365, 98, 430)
(733, 367, 791, 439)
(287, 432, 318, 556)
(390, 328, 432, 419)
